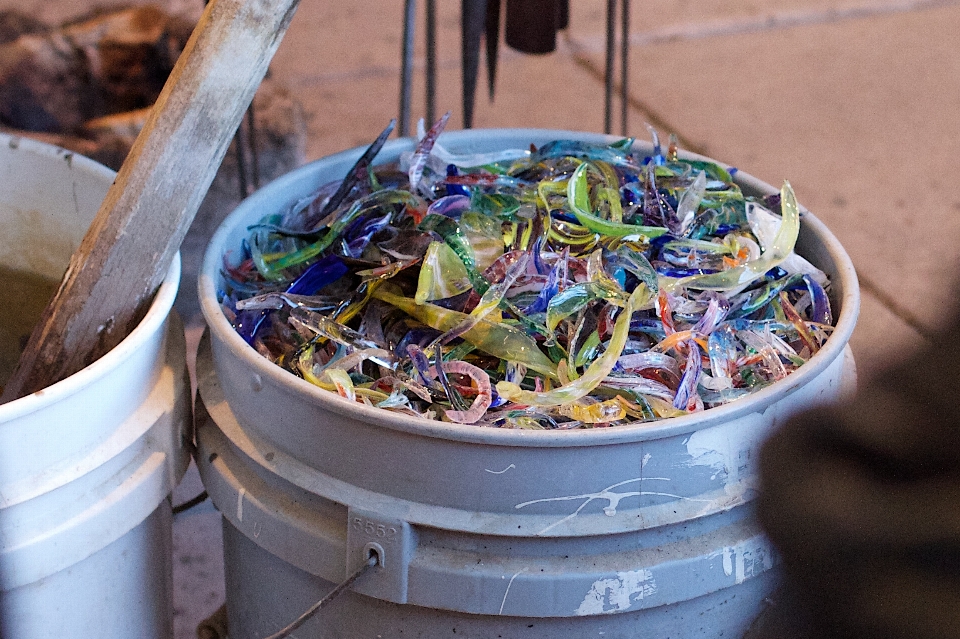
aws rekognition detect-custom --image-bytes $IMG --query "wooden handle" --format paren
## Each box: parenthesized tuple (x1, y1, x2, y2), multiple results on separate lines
(1, 0, 300, 401)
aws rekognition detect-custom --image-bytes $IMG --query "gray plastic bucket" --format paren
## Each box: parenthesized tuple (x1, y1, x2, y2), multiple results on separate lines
(196, 129, 859, 638)
(0, 134, 192, 638)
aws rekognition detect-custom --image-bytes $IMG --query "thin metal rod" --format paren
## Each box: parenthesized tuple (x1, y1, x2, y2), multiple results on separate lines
(213, 0, 259, 199)
(462, 0, 487, 129)
(399, 0, 417, 137)
(171, 490, 208, 515)
(485, 0, 500, 100)
(426, 0, 437, 125)
(262, 556, 378, 639)
(234, 119, 248, 199)
(620, 0, 630, 136)
(604, 0, 616, 134)
(246, 102, 261, 191)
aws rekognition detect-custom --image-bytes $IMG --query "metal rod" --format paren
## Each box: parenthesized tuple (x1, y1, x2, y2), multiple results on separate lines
(234, 118, 248, 199)
(462, 0, 488, 129)
(604, 0, 616, 134)
(262, 555, 378, 639)
(620, 0, 630, 136)
(399, 0, 417, 137)
(426, 0, 437, 125)
(171, 490, 208, 515)
(485, 0, 501, 100)
(246, 101, 261, 191)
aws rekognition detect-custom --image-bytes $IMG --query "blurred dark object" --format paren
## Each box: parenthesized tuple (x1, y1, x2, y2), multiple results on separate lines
(197, 603, 228, 639)
(741, 588, 827, 639)
(0, 10, 47, 45)
(757, 315, 960, 639)
(503, 0, 567, 54)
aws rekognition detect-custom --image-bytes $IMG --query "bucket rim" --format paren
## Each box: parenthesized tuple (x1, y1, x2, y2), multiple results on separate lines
(0, 133, 182, 421)
(199, 127, 860, 446)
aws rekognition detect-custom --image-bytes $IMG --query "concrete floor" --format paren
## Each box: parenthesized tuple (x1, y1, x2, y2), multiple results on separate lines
(13, 0, 957, 636)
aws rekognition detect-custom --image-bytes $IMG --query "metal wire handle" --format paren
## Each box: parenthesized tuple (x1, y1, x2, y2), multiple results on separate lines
(261, 554, 379, 639)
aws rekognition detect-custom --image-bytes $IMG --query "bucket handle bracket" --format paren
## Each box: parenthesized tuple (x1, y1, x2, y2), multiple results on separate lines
(346, 507, 414, 603)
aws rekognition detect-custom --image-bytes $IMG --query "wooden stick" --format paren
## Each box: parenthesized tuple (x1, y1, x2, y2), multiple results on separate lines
(1, 0, 300, 401)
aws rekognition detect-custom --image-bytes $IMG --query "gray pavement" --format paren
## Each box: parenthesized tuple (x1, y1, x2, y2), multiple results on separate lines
(6, 0, 953, 635)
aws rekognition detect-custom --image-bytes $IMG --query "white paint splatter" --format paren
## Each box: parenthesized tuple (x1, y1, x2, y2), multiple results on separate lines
(711, 537, 776, 584)
(735, 545, 746, 583)
(722, 547, 733, 577)
(485, 464, 516, 475)
(515, 477, 709, 536)
(684, 417, 768, 482)
(641, 453, 651, 468)
(499, 568, 527, 615)
(576, 569, 657, 616)
(237, 487, 246, 522)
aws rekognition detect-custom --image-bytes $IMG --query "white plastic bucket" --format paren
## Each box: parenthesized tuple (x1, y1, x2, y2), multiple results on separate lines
(197, 129, 859, 638)
(0, 134, 191, 638)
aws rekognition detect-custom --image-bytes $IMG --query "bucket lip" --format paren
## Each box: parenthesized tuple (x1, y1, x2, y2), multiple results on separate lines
(0, 132, 117, 183)
(0, 133, 182, 421)
(0, 256, 181, 421)
(200, 127, 860, 447)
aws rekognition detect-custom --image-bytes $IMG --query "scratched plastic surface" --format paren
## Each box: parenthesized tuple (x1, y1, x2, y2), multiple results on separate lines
(217, 121, 836, 428)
